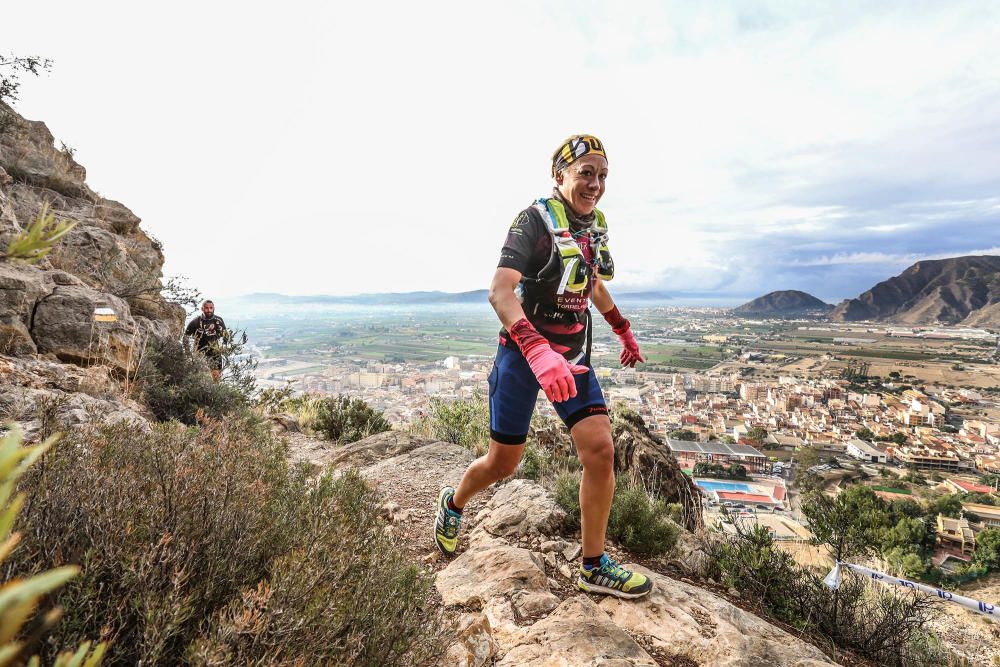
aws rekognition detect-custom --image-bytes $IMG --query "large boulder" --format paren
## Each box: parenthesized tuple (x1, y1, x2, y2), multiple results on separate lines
(496, 596, 657, 667)
(599, 565, 835, 666)
(473, 479, 566, 541)
(0, 262, 49, 354)
(30, 285, 141, 374)
(435, 543, 549, 607)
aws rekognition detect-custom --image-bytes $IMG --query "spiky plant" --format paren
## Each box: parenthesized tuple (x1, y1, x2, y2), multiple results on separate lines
(1, 202, 77, 264)
(0, 426, 105, 666)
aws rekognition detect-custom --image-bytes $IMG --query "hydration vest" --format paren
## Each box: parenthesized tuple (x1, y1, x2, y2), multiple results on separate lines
(526, 197, 614, 296)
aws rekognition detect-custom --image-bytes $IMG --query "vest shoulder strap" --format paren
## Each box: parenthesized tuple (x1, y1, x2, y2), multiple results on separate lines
(535, 197, 608, 233)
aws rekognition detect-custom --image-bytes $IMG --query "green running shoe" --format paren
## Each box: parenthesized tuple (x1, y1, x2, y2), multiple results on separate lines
(434, 486, 462, 555)
(577, 554, 653, 599)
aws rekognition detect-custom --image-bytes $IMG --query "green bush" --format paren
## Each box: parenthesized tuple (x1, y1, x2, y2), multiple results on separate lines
(418, 395, 489, 455)
(554, 471, 582, 528)
(518, 440, 550, 480)
(554, 472, 678, 556)
(312, 395, 392, 443)
(138, 337, 247, 424)
(9, 416, 445, 665)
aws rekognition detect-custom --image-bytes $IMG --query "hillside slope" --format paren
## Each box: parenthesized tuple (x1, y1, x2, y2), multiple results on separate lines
(830, 256, 1000, 326)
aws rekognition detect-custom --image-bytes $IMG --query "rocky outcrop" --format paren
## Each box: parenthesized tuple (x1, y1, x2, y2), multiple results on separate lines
(311, 431, 837, 667)
(0, 106, 184, 391)
(830, 255, 1000, 326)
(0, 103, 183, 376)
(601, 565, 833, 666)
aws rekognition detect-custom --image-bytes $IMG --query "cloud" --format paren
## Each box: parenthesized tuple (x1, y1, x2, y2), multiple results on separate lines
(1, 1, 998, 302)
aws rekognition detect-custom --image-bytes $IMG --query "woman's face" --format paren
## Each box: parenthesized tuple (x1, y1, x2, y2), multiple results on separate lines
(556, 154, 608, 216)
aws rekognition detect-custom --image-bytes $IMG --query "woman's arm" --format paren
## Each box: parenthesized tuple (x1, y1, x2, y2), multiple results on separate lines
(591, 276, 614, 314)
(489, 267, 529, 329)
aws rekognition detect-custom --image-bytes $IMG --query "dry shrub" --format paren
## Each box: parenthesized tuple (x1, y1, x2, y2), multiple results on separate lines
(708, 521, 952, 666)
(137, 337, 247, 424)
(8, 415, 445, 665)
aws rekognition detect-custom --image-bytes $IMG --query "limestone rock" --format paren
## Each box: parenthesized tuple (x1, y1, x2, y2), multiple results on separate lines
(539, 539, 569, 554)
(497, 596, 656, 667)
(511, 589, 560, 618)
(671, 526, 714, 578)
(30, 285, 141, 374)
(0, 102, 182, 367)
(324, 430, 438, 469)
(435, 543, 549, 607)
(444, 613, 496, 667)
(612, 413, 703, 531)
(599, 565, 835, 666)
(473, 479, 566, 540)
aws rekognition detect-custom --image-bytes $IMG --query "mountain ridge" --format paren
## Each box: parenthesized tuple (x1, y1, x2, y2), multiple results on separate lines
(830, 255, 1000, 326)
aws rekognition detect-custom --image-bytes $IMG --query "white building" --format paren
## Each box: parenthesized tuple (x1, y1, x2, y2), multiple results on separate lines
(846, 439, 887, 464)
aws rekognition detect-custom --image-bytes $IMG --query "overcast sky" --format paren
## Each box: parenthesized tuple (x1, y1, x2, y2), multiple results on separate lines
(3, 1, 999, 304)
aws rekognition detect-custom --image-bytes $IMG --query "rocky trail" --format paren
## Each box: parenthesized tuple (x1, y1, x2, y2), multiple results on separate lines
(289, 430, 838, 667)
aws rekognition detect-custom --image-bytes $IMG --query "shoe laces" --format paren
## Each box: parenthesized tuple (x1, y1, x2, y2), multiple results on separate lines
(600, 556, 629, 581)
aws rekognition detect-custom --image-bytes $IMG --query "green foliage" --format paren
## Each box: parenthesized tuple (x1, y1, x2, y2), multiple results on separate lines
(964, 492, 998, 507)
(553, 471, 582, 528)
(608, 482, 679, 556)
(554, 472, 678, 556)
(420, 394, 489, 455)
(855, 427, 875, 441)
(0, 202, 77, 264)
(0, 427, 107, 665)
(708, 513, 947, 666)
(973, 528, 1000, 570)
(9, 416, 445, 665)
(138, 337, 247, 424)
(667, 429, 697, 441)
(0, 53, 52, 105)
(795, 444, 820, 469)
(803, 485, 889, 563)
(310, 395, 392, 444)
(693, 462, 749, 480)
(746, 426, 768, 443)
(928, 494, 963, 519)
(518, 440, 550, 481)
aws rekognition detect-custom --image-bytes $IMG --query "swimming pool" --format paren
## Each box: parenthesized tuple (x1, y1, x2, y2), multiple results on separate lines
(695, 480, 752, 493)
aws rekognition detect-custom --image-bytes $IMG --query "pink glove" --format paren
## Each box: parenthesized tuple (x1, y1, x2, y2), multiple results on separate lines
(603, 306, 645, 368)
(509, 318, 589, 403)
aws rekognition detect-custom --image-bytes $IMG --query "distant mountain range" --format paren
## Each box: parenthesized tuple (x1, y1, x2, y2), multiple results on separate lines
(732, 290, 833, 317)
(236, 290, 490, 305)
(830, 255, 1000, 326)
(234, 289, 691, 307)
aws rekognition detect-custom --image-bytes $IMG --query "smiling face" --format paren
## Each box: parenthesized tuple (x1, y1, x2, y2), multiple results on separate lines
(555, 154, 608, 216)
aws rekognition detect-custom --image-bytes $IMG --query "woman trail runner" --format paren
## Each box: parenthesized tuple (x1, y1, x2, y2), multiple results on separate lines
(434, 135, 652, 599)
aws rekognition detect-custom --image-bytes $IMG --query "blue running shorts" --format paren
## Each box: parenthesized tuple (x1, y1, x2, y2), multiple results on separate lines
(488, 343, 608, 445)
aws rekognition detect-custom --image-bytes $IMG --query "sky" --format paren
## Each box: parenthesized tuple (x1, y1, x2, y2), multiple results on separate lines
(3, 1, 999, 305)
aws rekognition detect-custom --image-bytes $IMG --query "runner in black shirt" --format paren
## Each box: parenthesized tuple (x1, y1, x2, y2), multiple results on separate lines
(434, 135, 652, 600)
(184, 300, 227, 382)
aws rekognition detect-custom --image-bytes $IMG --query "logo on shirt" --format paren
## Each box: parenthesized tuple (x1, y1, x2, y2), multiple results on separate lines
(510, 211, 528, 230)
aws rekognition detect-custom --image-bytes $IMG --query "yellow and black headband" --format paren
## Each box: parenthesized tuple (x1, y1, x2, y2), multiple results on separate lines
(551, 134, 607, 176)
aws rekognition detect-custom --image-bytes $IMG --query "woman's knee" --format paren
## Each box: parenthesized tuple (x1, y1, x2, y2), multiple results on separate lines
(485, 443, 523, 478)
(578, 437, 615, 475)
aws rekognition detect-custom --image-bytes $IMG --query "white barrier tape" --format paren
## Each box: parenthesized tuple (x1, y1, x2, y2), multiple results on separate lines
(824, 562, 998, 620)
